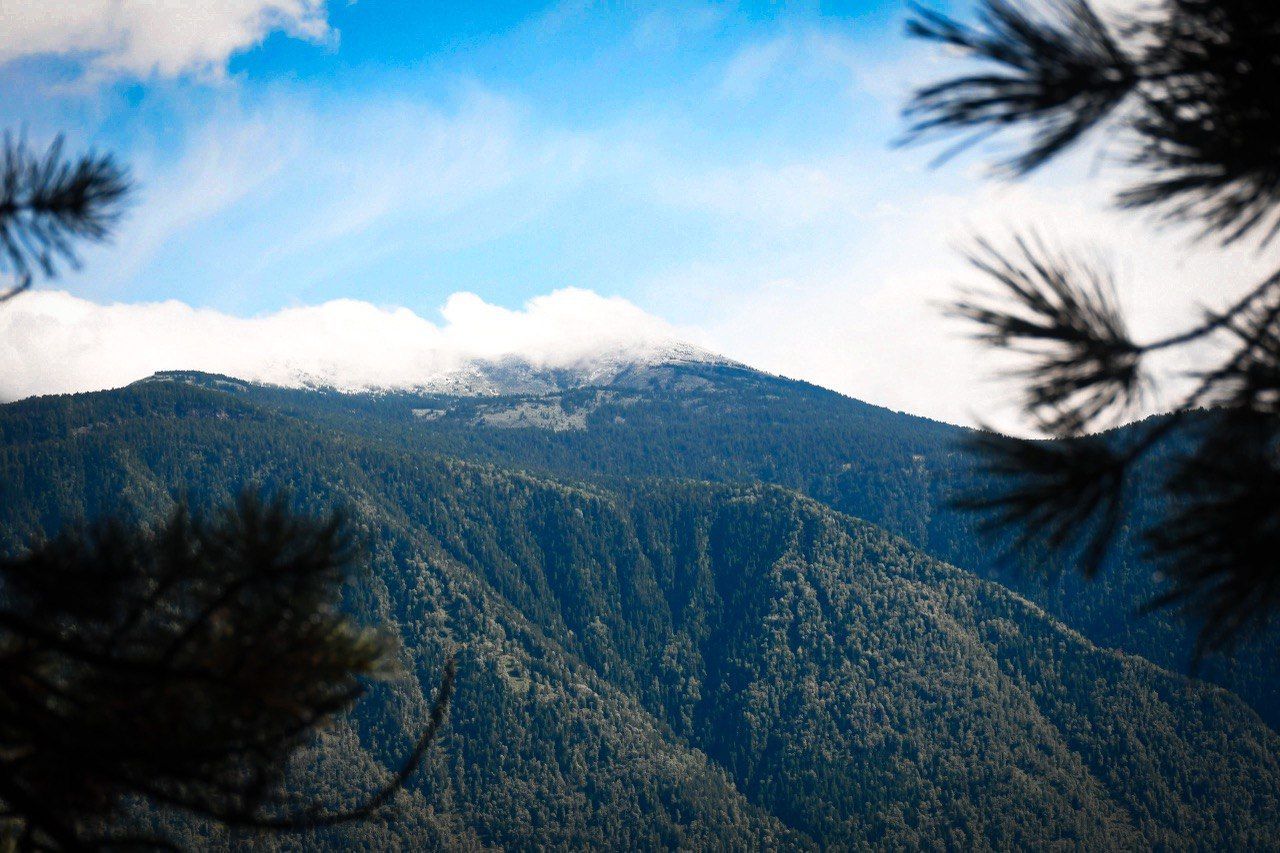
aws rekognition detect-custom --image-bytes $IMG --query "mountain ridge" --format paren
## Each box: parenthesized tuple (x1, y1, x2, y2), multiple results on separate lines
(128, 340, 744, 399)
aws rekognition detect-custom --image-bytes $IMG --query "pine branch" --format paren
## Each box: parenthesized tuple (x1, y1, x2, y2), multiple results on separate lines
(948, 234, 1143, 436)
(0, 134, 131, 301)
(0, 494, 453, 850)
(953, 428, 1127, 577)
(1119, 0, 1280, 244)
(910, 0, 1280, 649)
(902, 0, 1138, 175)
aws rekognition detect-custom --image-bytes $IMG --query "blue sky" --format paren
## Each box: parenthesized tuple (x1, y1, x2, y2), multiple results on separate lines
(8, 1, 931, 313)
(0, 0, 1248, 424)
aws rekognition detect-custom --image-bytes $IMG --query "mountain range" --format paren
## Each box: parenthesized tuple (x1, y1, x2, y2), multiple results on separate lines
(1, 352, 1277, 849)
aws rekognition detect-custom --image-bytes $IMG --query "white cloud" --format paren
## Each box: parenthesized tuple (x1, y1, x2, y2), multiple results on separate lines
(0, 287, 684, 401)
(0, 0, 332, 78)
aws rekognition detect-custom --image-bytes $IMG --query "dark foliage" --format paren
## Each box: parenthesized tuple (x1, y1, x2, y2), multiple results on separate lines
(0, 494, 455, 851)
(903, 0, 1137, 174)
(1147, 411, 1280, 654)
(1121, 0, 1280, 244)
(0, 134, 131, 301)
(906, 0, 1280, 651)
(954, 429, 1125, 577)
(950, 235, 1143, 436)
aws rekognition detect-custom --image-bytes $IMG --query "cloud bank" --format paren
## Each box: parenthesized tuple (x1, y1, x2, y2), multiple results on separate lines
(0, 288, 686, 401)
(0, 1, 331, 78)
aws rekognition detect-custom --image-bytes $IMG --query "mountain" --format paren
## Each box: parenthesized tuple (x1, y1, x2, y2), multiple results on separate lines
(127, 341, 735, 399)
(127, 358, 1280, 732)
(2, 374, 1279, 848)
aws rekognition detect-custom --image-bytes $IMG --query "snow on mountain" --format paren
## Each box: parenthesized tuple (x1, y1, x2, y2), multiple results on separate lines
(138, 341, 742, 399)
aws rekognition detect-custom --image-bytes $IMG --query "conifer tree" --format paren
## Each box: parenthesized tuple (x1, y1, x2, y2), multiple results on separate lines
(904, 0, 1280, 652)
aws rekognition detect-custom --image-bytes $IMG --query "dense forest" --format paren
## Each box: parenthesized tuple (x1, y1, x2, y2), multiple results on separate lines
(1, 370, 1278, 848)
(103, 361, 1278, 730)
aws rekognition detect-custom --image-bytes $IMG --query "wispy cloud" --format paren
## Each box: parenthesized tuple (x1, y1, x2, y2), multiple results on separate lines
(716, 36, 794, 100)
(644, 155, 873, 229)
(71, 87, 597, 308)
(0, 0, 332, 79)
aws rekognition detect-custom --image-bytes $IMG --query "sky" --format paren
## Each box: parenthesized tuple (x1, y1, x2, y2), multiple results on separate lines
(0, 0, 1268, 427)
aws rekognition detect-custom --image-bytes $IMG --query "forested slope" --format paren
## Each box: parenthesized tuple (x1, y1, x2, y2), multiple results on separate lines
(162, 362, 1279, 731)
(2, 380, 1278, 849)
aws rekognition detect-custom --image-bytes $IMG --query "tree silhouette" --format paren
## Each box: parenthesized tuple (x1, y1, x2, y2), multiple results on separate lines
(0, 495, 456, 850)
(0, 138, 454, 849)
(903, 0, 1280, 653)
